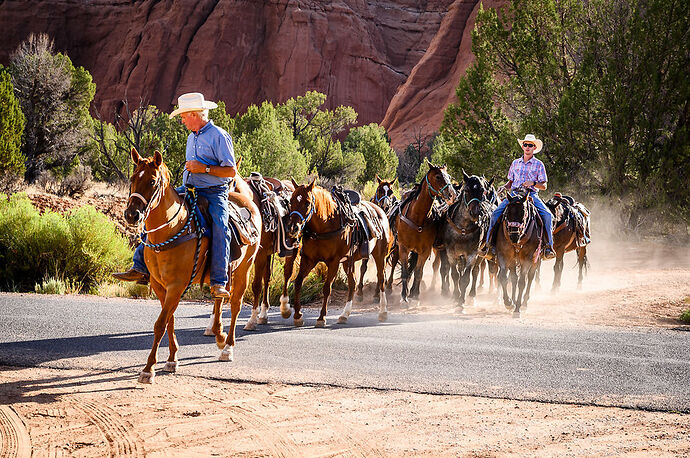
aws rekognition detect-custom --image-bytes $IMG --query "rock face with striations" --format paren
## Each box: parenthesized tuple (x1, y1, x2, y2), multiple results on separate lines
(0, 0, 505, 150)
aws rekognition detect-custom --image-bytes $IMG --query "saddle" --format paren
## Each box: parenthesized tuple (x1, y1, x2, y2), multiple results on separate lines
(553, 193, 591, 246)
(331, 186, 383, 257)
(245, 173, 295, 256)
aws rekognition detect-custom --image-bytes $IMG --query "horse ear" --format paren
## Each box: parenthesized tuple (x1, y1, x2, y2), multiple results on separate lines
(376, 174, 382, 184)
(462, 170, 470, 181)
(153, 150, 163, 167)
(131, 148, 142, 165)
(488, 177, 495, 187)
(307, 177, 316, 191)
(290, 178, 299, 188)
(393, 176, 398, 185)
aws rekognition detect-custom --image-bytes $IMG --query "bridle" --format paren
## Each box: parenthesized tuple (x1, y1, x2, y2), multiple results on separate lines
(289, 196, 315, 238)
(374, 185, 395, 211)
(425, 171, 453, 199)
(127, 174, 165, 231)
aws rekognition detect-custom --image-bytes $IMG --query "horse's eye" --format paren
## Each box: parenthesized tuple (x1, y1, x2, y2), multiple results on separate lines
(150, 180, 156, 185)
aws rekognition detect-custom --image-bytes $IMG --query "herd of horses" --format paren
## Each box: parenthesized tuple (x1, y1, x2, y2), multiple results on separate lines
(124, 148, 590, 383)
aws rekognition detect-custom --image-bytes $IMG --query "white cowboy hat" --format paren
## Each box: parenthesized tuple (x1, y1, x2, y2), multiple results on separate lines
(169, 92, 218, 119)
(517, 134, 543, 153)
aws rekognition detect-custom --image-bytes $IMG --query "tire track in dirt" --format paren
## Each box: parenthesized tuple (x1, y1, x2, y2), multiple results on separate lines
(0, 406, 31, 458)
(72, 402, 144, 457)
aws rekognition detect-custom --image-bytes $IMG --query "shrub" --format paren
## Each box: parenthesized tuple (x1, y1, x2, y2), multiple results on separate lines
(35, 275, 81, 295)
(57, 164, 92, 198)
(0, 193, 131, 291)
(95, 281, 153, 299)
(680, 310, 690, 324)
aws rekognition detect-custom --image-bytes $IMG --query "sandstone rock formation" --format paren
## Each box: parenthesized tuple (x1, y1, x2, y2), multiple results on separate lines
(0, 0, 507, 150)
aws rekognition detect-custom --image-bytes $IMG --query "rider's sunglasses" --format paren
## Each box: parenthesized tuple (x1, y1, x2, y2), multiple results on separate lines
(522, 143, 535, 148)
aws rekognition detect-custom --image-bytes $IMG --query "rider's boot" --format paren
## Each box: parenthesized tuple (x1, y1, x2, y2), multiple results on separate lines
(112, 269, 149, 285)
(542, 245, 556, 260)
(478, 241, 496, 260)
(211, 284, 231, 299)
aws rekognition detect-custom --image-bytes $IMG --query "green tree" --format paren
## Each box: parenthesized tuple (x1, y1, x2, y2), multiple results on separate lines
(0, 66, 25, 178)
(233, 101, 308, 180)
(9, 34, 96, 181)
(344, 123, 398, 185)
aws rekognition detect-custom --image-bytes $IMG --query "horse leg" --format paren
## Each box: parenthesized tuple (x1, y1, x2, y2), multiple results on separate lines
(489, 259, 498, 295)
(220, 261, 251, 362)
(373, 247, 388, 322)
(162, 315, 179, 373)
(280, 254, 296, 319)
(317, 260, 341, 327)
(440, 251, 451, 297)
(293, 255, 317, 327)
(522, 264, 538, 312)
(430, 252, 440, 291)
(552, 252, 564, 293)
(248, 251, 266, 330)
(450, 263, 460, 306)
(478, 259, 486, 291)
(338, 260, 357, 325)
(385, 245, 399, 295)
(457, 264, 471, 313)
(211, 297, 227, 349)
(139, 289, 183, 384)
(398, 246, 411, 307)
(356, 259, 367, 302)
(467, 259, 481, 306)
(513, 269, 527, 318)
(258, 253, 272, 325)
(509, 267, 519, 308)
(498, 265, 512, 310)
(410, 252, 430, 305)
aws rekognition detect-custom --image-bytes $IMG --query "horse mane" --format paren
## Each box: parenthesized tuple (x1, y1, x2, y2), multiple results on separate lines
(311, 186, 338, 220)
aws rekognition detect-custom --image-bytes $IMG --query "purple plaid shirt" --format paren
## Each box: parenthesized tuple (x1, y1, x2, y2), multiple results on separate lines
(507, 156, 547, 190)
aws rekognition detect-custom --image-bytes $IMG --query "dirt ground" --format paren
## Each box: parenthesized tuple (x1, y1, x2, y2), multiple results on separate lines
(2, 187, 689, 456)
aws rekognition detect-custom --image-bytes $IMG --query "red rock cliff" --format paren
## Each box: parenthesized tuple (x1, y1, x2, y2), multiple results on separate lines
(0, 0, 504, 150)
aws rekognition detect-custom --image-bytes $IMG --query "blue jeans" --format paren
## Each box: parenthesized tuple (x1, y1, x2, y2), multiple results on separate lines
(132, 185, 231, 286)
(485, 190, 553, 247)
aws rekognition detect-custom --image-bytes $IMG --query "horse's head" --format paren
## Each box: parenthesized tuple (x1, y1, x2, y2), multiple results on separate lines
(372, 175, 398, 213)
(480, 176, 498, 206)
(424, 161, 457, 205)
(124, 148, 169, 226)
(460, 171, 487, 219)
(287, 177, 317, 239)
(504, 189, 530, 243)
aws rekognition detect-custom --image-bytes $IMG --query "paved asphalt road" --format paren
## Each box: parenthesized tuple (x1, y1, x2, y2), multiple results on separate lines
(1, 293, 688, 412)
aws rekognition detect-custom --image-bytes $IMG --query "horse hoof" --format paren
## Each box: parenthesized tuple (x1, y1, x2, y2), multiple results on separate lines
(203, 327, 214, 336)
(243, 321, 257, 331)
(399, 300, 409, 310)
(219, 345, 234, 362)
(162, 361, 178, 373)
(281, 310, 292, 319)
(337, 316, 348, 324)
(315, 319, 326, 328)
(455, 306, 465, 314)
(293, 317, 304, 327)
(378, 311, 388, 322)
(504, 303, 513, 311)
(356, 293, 363, 303)
(467, 297, 475, 307)
(512, 311, 521, 319)
(138, 371, 154, 384)
(258, 317, 268, 325)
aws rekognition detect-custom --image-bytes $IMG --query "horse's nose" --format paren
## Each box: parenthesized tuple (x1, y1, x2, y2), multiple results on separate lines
(124, 208, 141, 225)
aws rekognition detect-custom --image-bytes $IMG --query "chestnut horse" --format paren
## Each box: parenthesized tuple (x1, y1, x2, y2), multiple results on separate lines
(545, 194, 591, 291)
(286, 179, 393, 326)
(356, 175, 398, 301)
(495, 188, 542, 317)
(125, 149, 260, 383)
(394, 162, 457, 306)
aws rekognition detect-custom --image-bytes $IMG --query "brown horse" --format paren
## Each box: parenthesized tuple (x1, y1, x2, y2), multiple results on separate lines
(286, 179, 393, 326)
(394, 162, 457, 306)
(495, 188, 542, 317)
(242, 175, 298, 329)
(124, 148, 260, 383)
(545, 194, 591, 291)
(356, 175, 398, 301)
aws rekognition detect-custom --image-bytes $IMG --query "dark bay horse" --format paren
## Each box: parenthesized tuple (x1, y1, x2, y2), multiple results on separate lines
(242, 175, 298, 329)
(286, 179, 393, 326)
(125, 149, 260, 383)
(437, 172, 492, 312)
(495, 188, 543, 317)
(394, 162, 457, 306)
(356, 175, 398, 301)
(545, 193, 591, 291)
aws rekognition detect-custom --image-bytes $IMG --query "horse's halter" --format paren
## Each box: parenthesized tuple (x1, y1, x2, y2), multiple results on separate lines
(505, 199, 528, 240)
(374, 184, 394, 210)
(288, 194, 315, 237)
(425, 170, 453, 199)
(127, 171, 164, 229)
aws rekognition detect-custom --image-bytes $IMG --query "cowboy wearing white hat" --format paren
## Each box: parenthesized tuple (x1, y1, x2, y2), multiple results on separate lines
(479, 134, 556, 260)
(114, 92, 238, 298)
